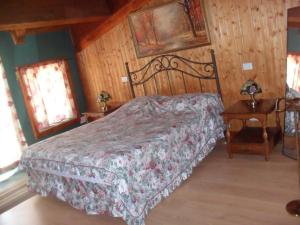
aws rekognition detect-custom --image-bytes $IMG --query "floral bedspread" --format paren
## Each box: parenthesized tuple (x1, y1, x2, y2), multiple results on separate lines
(20, 93, 224, 225)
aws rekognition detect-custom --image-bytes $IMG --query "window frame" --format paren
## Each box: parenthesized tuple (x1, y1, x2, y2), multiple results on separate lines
(16, 59, 80, 139)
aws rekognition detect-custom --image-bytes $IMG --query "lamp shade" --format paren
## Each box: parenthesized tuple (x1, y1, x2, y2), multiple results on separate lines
(96, 91, 112, 103)
(240, 79, 262, 95)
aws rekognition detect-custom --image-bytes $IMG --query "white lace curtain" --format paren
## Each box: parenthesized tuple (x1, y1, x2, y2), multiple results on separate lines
(0, 57, 27, 173)
(18, 60, 77, 132)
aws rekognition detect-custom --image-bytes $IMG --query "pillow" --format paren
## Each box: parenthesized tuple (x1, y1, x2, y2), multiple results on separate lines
(117, 96, 156, 117)
(117, 93, 223, 118)
(147, 93, 223, 115)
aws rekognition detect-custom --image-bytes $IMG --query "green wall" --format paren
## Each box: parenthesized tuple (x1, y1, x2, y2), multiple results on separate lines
(288, 28, 300, 52)
(0, 30, 86, 145)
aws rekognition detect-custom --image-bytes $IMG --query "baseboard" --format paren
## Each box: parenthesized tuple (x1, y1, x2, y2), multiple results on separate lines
(0, 180, 35, 214)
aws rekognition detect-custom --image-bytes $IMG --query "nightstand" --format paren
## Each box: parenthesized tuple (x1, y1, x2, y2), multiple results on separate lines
(221, 99, 282, 161)
(82, 105, 121, 123)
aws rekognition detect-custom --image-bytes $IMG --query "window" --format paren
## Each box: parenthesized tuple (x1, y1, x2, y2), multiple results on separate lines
(0, 57, 27, 174)
(17, 59, 79, 139)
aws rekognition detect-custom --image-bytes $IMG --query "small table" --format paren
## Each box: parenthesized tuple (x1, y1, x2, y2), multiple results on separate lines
(82, 105, 121, 123)
(221, 99, 282, 161)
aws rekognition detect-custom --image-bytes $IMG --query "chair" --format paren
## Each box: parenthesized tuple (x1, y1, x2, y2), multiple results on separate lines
(278, 98, 300, 160)
(277, 97, 300, 216)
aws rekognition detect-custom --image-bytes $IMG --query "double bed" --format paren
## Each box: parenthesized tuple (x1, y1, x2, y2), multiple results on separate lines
(20, 50, 225, 225)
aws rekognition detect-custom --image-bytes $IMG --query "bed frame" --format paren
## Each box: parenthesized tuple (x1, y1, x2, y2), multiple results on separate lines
(125, 49, 222, 100)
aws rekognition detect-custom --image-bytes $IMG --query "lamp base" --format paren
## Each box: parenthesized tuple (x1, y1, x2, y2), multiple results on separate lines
(249, 100, 257, 108)
(286, 200, 300, 217)
(248, 93, 258, 109)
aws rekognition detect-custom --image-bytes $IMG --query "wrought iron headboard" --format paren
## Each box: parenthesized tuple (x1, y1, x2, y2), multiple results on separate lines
(125, 49, 222, 101)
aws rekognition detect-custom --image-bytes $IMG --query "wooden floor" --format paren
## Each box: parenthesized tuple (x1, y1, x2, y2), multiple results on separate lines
(1, 143, 299, 225)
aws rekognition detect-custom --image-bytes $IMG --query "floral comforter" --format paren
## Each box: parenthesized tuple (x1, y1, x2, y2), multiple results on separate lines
(20, 93, 224, 225)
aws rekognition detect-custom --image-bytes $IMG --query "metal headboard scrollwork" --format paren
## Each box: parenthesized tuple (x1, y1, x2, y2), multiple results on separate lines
(125, 49, 222, 101)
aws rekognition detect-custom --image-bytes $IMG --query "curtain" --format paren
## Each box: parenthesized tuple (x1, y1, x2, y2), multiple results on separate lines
(287, 54, 300, 92)
(18, 60, 77, 132)
(0, 58, 27, 173)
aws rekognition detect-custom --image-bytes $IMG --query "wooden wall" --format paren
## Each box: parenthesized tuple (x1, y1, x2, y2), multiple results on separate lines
(76, 0, 300, 112)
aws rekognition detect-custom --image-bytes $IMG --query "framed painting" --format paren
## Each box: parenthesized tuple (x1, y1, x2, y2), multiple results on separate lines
(128, 0, 211, 58)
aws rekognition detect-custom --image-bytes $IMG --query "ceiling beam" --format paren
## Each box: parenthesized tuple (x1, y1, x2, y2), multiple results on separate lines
(288, 16, 300, 28)
(0, 0, 111, 31)
(288, 21, 300, 28)
(288, 6, 300, 28)
(288, 16, 300, 23)
(25, 26, 69, 35)
(73, 0, 151, 51)
(10, 25, 75, 45)
(0, 16, 108, 31)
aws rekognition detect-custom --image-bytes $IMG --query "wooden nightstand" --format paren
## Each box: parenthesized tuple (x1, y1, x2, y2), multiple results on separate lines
(221, 99, 282, 161)
(82, 105, 121, 123)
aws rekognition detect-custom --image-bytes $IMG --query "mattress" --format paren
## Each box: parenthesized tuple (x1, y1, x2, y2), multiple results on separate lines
(20, 93, 224, 225)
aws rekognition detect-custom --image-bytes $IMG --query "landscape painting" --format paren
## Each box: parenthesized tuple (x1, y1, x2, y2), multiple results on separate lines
(128, 0, 210, 58)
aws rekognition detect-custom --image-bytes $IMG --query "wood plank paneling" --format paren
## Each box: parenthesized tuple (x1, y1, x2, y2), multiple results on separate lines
(76, 0, 300, 112)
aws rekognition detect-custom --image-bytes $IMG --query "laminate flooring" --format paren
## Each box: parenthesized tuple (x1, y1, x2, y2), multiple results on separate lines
(1, 143, 299, 225)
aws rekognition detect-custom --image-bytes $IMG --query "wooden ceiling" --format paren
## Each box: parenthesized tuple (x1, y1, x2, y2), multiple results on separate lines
(0, 0, 149, 50)
(1, 1, 299, 50)
(71, 0, 151, 50)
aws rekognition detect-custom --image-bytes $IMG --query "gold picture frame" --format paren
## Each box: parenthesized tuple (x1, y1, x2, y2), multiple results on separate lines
(128, 0, 211, 58)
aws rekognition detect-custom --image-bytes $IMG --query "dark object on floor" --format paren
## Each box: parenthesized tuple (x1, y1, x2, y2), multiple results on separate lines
(286, 200, 300, 217)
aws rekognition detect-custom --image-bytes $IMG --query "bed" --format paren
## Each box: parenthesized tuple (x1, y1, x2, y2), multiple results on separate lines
(20, 50, 225, 225)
